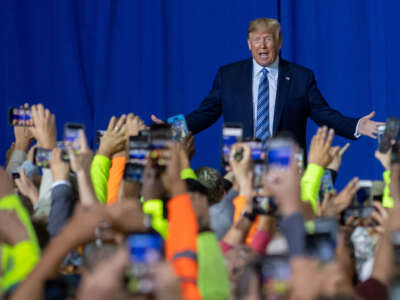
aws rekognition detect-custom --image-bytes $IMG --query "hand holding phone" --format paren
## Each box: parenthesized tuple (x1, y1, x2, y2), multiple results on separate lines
(167, 114, 189, 142)
(222, 123, 243, 171)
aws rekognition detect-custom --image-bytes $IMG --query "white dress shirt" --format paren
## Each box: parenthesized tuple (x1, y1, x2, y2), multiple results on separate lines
(252, 57, 279, 136)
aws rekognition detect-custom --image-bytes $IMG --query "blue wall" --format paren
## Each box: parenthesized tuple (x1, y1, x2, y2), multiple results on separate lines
(1, 0, 399, 189)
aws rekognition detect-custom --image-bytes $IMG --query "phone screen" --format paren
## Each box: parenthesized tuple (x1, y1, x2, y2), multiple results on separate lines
(305, 218, 338, 262)
(124, 136, 149, 182)
(319, 170, 335, 203)
(260, 255, 291, 297)
(34, 148, 52, 168)
(149, 124, 172, 167)
(253, 196, 277, 215)
(167, 114, 189, 142)
(126, 233, 163, 294)
(64, 123, 85, 151)
(222, 124, 243, 170)
(266, 138, 293, 167)
(9, 107, 33, 127)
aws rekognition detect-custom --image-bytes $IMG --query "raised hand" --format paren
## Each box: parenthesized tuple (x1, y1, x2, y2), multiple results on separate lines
(161, 142, 186, 197)
(13, 104, 34, 152)
(327, 143, 350, 172)
(98, 115, 127, 158)
(263, 154, 301, 216)
(318, 177, 359, 217)
(125, 113, 147, 138)
(49, 148, 70, 182)
(357, 111, 385, 139)
(15, 170, 39, 205)
(29, 104, 57, 149)
(67, 130, 93, 173)
(181, 132, 196, 161)
(308, 126, 340, 168)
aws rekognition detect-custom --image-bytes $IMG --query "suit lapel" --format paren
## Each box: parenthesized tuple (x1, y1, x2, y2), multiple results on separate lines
(273, 59, 292, 135)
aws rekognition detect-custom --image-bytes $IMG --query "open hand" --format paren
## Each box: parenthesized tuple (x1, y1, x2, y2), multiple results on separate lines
(357, 111, 385, 139)
(308, 126, 339, 168)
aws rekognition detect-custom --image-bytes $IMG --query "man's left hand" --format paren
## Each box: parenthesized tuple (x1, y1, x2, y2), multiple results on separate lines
(357, 111, 384, 139)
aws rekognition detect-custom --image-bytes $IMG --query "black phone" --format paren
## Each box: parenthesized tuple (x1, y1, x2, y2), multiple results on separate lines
(379, 117, 400, 153)
(9, 106, 33, 126)
(305, 217, 338, 262)
(392, 141, 400, 164)
(34, 148, 52, 168)
(222, 123, 243, 171)
(253, 196, 277, 215)
(124, 136, 150, 182)
(96, 130, 106, 144)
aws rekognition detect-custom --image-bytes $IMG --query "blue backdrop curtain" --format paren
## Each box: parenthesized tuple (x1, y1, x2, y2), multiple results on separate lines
(1, 0, 399, 188)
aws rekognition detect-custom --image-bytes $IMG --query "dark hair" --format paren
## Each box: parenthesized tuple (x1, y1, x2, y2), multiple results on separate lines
(184, 179, 209, 198)
(194, 167, 224, 205)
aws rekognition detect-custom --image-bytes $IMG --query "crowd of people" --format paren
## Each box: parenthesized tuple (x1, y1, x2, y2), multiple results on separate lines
(0, 103, 399, 300)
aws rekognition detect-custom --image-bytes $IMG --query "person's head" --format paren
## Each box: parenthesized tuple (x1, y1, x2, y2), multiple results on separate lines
(247, 18, 282, 67)
(195, 167, 224, 206)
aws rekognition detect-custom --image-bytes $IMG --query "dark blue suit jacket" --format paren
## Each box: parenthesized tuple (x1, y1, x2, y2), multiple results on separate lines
(185, 58, 358, 151)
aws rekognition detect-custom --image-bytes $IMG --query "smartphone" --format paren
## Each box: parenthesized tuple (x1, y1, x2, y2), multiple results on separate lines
(149, 124, 172, 167)
(379, 117, 400, 153)
(305, 217, 338, 262)
(96, 130, 106, 144)
(377, 124, 386, 147)
(167, 114, 189, 142)
(124, 136, 150, 182)
(318, 170, 335, 203)
(266, 138, 294, 168)
(222, 123, 243, 170)
(253, 196, 278, 215)
(34, 148, 52, 168)
(260, 255, 291, 297)
(9, 107, 33, 126)
(64, 123, 85, 151)
(343, 180, 374, 219)
(126, 233, 164, 295)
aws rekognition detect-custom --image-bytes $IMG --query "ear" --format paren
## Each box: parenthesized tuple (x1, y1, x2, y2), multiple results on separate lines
(247, 39, 252, 51)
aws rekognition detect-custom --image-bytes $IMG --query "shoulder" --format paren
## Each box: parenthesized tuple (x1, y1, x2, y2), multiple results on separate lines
(280, 58, 313, 75)
(218, 58, 252, 74)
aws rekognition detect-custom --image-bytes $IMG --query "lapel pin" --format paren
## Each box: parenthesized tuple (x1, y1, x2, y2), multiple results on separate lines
(285, 76, 291, 81)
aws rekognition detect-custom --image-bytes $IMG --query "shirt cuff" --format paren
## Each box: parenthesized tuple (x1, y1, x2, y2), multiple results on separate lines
(51, 180, 71, 189)
(354, 119, 361, 138)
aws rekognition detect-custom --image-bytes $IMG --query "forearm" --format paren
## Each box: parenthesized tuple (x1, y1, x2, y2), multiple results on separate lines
(10, 227, 77, 300)
(90, 155, 111, 204)
(6, 150, 27, 174)
(301, 163, 324, 213)
(77, 170, 98, 206)
(222, 216, 252, 246)
(370, 231, 393, 285)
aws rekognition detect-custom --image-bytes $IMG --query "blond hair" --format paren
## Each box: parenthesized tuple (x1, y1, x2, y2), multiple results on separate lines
(247, 18, 282, 46)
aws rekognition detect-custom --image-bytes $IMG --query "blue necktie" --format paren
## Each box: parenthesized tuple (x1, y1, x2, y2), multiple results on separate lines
(256, 68, 270, 143)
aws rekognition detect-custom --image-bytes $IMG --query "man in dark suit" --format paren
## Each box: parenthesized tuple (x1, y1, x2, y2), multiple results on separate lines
(152, 18, 381, 150)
